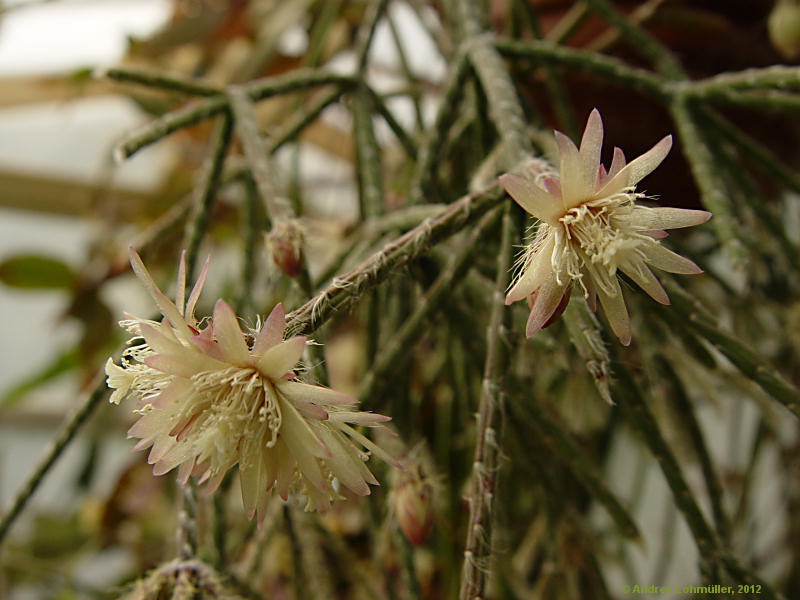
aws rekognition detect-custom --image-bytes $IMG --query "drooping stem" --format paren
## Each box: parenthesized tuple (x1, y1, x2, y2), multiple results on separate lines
(184, 114, 234, 281)
(458, 204, 514, 600)
(0, 380, 108, 545)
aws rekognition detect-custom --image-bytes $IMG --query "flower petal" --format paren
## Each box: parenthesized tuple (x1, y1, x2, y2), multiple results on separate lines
(642, 243, 703, 274)
(607, 147, 626, 180)
(338, 423, 403, 469)
(556, 131, 593, 208)
(316, 427, 372, 495)
(278, 394, 331, 459)
(175, 250, 187, 317)
(506, 233, 556, 304)
(278, 380, 357, 407)
(256, 337, 306, 380)
(253, 303, 286, 355)
(599, 135, 672, 199)
(525, 273, 568, 337)
(327, 411, 391, 425)
(631, 207, 711, 230)
(212, 300, 250, 365)
(498, 173, 561, 224)
(579, 109, 604, 190)
(143, 351, 227, 378)
(139, 322, 185, 356)
(280, 400, 330, 492)
(185, 256, 210, 324)
(129, 247, 193, 339)
(596, 278, 631, 346)
(619, 261, 670, 305)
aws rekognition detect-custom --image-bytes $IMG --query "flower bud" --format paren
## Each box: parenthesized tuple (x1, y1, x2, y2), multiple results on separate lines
(266, 219, 304, 277)
(391, 461, 434, 546)
(769, 0, 800, 59)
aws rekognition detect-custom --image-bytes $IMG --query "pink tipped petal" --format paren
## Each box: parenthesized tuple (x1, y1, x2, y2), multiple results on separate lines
(642, 229, 669, 239)
(632, 207, 712, 230)
(138, 322, 184, 356)
(253, 303, 286, 355)
(278, 395, 331, 459)
(185, 256, 210, 323)
(506, 234, 556, 304)
(190, 335, 225, 360)
(280, 405, 330, 491)
(212, 300, 250, 365)
(596, 279, 631, 346)
(316, 428, 372, 495)
(597, 164, 608, 187)
(607, 147, 626, 179)
(524, 275, 568, 337)
(579, 109, 604, 188)
(498, 173, 561, 224)
(128, 247, 193, 339)
(602, 135, 672, 198)
(620, 263, 670, 305)
(555, 131, 592, 207)
(328, 411, 392, 425)
(175, 250, 187, 316)
(278, 380, 357, 406)
(542, 287, 572, 328)
(542, 177, 562, 197)
(642, 244, 704, 274)
(240, 461, 262, 520)
(256, 336, 307, 380)
(203, 473, 225, 495)
(339, 423, 403, 469)
(144, 350, 227, 377)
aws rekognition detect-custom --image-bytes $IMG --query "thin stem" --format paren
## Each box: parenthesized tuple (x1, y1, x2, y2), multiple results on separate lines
(457, 0, 532, 164)
(366, 87, 418, 159)
(656, 356, 729, 540)
(686, 65, 800, 92)
(562, 297, 612, 404)
(585, 0, 684, 79)
(410, 51, 471, 205)
(227, 86, 291, 222)
(386, 9, 425, 131)
(613, 368, 720, 558)
(268, 87, 345, 155)
(615, 367, 784, 598)
(506, 392, 641, 540)
(104, 66, 221, 96)
(115, 70, 356, 159)
(358, 207, 501, 406)
(284, 182, 507, 338)
(0, 380, 108, 545)
(184, 114, 234, 281)
(662, 282, 800, 416)
(544, 1, 589, 44)
(176, 482, 198, 560)
(495, 39, 669, 101)
(352, 87, 385, 219)
(355, 0, 389, 72)
(669, 97, 746, 266)
(701, 109, 800, 196)
(458, 204, 514, 600)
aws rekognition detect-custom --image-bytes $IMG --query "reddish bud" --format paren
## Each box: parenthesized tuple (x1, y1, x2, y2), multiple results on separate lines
(266, 220, 304, 277)
(391, 462, 434, 546)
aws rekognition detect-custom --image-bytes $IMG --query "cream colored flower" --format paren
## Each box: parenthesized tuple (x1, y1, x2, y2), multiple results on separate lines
(500, 109, 711, 345)
(106, 248, 398, 519)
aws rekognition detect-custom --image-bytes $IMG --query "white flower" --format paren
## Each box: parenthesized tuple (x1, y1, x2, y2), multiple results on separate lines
(106, 248, 399, 518)
(499, 109, 711, 345)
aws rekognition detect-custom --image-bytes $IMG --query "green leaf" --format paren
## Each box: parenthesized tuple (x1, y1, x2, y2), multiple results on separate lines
(0, 255, 76, 290)
(1, 348, 80, 407)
